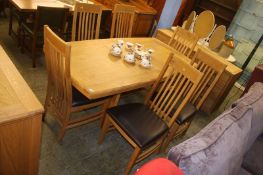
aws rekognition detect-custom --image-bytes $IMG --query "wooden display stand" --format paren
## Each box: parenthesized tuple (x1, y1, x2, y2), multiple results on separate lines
(0, 46, 44, 175)
(155, 29, 242, 113)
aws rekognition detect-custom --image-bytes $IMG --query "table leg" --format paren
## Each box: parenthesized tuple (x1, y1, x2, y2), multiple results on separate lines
(100, 94, 120, 128)
(109, 94, 120, 107)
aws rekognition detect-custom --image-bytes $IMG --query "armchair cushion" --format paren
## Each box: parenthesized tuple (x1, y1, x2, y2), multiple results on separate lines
(168, 105, 253, 175)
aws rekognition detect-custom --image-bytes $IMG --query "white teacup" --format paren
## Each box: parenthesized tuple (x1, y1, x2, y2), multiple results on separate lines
(111, 44, 122, 57)
(140, 57, 152, 68)
(117, 40, 124, 47)
(124, 52, 135, 63)
(135, 43, 143, 51)
(126, 42, 134, 51)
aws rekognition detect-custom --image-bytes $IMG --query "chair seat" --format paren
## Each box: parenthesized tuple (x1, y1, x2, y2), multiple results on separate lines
(107, 103, 169, 148)
(173, 102, 197, 125)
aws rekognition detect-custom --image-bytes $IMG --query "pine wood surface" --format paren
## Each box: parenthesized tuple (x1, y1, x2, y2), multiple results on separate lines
(110, 4, 136, 38)
(0, 45, 43, 124)
(0, 45, 43, 175)
(194, 10, 215, 38)
(44, 26, 109, 140)
(168, 27, 199, 57)
(70, 38, 187, 100)
(72, 2, 102, 41)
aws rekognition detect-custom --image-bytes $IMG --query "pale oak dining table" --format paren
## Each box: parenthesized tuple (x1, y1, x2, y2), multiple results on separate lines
(70, 37, 178, 105)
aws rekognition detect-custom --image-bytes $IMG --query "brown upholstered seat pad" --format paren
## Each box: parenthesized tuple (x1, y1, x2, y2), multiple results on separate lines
(107, 103, 169, 148)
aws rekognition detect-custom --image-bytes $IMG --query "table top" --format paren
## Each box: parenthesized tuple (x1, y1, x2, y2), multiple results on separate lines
(0, 46, 43, 124)
(9, 0, 108, 12)
(157, 29, 243, 75)
(70, 38, 173, 99)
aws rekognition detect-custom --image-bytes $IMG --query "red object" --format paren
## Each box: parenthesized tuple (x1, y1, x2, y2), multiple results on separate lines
(135, 158, 184, 175)
(242, 64, 263, 96)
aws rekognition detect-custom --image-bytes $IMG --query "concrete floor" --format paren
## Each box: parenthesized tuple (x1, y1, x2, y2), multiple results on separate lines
(0, 13, 242, 175)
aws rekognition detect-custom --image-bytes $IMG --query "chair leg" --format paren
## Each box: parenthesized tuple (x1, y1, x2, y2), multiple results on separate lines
(98, 114, 111, 144)
(100, 99, 111, 128)
(31, 36, 36, 68)
(58, 125, 67, 142)
(20, 28, 25, 53)
(181, 122, 191, 136)
(42, 111, 46, 121)
(124, 146, 141, 175)
(161, 124, 180, 152)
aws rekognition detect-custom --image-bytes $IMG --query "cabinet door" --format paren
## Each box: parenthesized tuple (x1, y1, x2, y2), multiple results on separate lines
(0, 115, 42, 175)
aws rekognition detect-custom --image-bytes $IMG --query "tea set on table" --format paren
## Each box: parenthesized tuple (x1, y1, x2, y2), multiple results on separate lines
(110, 40, 154, 68)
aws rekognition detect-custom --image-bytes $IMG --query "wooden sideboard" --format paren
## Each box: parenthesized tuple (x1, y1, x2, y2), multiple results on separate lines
(0, 46, 44, 175)
(155, 29, 243, 113)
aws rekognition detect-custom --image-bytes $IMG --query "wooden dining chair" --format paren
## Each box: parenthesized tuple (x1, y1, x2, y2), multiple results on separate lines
(21, 6, 69, 67)
(98, 53, 203, 175)
(193, 10, 215, 39)
(182, 11, 196, 31)
(71, 2, 102, 41)
(43, 25, 109, 141)
(168, 27, 199, 58)
(209, 25, 226, 51)
(165, 48, 227, 145)
(110, 4, 136, 38)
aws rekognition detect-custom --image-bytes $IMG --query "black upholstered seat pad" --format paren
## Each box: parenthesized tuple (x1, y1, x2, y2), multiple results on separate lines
(72, 87, 108, 107)
(107, 103, 169, 148)
(72, 87, 91, 107)
(173, 102, 197, 125)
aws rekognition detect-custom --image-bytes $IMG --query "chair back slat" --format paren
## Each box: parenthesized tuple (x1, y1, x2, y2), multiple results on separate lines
(168, 27, 198, 58)
(44, 25, 72, 123)
(145, 53, 203, 127)
(110, 4, 135, 38)
(190, 48, 227, 109)
(72, 2, 102, 41)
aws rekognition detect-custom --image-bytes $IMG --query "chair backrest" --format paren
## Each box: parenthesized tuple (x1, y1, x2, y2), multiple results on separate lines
(193, 10, 215, 39)
(183, 11, 196, 30)
(190, 48, 226, 109)
(71, 2, 102, 41)
(145, 53, 203, 127)
(168, 27, 199, 57)
(209, 25, 226, 50)
(44, 25, 72, 121)
(35, 6, 69, 34)
(110, 4, 136, 38)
